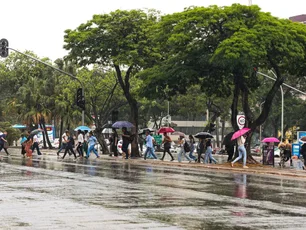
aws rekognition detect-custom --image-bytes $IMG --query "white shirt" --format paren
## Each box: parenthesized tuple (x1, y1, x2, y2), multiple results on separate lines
(62, 133, 67, 142)
(237, 136, 245, 146)
(33, 135, 39, 143)
(78, 133, 84, 143)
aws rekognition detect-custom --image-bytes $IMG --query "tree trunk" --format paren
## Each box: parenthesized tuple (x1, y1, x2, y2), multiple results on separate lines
(41, 117, 53, 149)
(94, 127, 109, 155)
(130, 99, 139, 157)
(216, 117, 220, 148)
(114, 64, 140, 157)
(221, 119, 225, 147)
(40, 123, 47, 149)
(59, 117, 63, 149)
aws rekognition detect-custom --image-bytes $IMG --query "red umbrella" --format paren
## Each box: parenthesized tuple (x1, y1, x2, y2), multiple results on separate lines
(261, 137, 280, 143)
(157, 127, 175, 134)
(231, 128, 251, 141)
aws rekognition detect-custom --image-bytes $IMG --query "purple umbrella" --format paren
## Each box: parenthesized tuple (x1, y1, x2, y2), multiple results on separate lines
(112, 121, 134, 129)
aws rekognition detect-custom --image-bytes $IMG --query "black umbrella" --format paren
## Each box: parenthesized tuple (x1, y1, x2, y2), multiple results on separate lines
(194, 132, 213, 139)
(222, 132, 235, 146)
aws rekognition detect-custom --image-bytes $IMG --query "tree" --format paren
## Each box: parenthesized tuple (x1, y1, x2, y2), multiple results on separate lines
(64, 9, 159, 156)
(141, 4, 306, 158)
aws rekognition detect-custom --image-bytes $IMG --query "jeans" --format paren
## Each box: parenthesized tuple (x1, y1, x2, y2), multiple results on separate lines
(204, 146, 217, 164)
(32, 142, 41, 155)
(144, 147, 157, 160)
(178, 148, 192, 162)
(87, 145, 99, 158)
(232, 145, 247, 166)
(189, 149, 196, 160)
(76, 142, 83, 157)
(57, 143, 67, 153)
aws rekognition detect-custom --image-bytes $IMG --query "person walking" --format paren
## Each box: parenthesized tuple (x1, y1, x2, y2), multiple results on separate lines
(278, 138, 287, 168)
(300, 143, 306, 170)
(62, 132, 77, 159)
(178, 135, 192, 163)
(83, 130, 89, 154)
(57, 130, 69, 156)
(109, 128, 118, 157)
(188, 135, 197, 162)
(204, 139, 217, 164)
(20, 134, 27, 156)
(197, 138, 205, 163)
(76, 129, 84, 158)
(31, 133, 42, 155)
(85, 131, 100, 159)
(0, 131, 10, 156)
(225, 144, 235, 162)
(160, 133, 174, 161)
(121, 127, 131, 159)
(231, 135, 248, 168)
(284, 140, 293, 167)
(144, 130, 157, 160)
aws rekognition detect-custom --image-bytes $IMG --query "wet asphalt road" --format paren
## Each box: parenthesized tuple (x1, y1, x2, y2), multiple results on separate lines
(1, 149, 306, 230)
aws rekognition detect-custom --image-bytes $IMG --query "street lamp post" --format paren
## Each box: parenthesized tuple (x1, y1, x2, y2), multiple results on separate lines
(259, 101, 265, 146)
(257, 70, 306, 140)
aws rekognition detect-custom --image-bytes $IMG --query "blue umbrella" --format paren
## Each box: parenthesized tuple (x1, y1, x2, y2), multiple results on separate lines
(12, 124, 27, 129)
(112, 121, 134, 129)
(74, 125, 91, 131)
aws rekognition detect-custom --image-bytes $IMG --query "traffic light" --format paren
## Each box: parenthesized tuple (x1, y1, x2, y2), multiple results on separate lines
(0, 39, 9, 58)
(209, 123, 216, 133)
(76, 88, 85, 110)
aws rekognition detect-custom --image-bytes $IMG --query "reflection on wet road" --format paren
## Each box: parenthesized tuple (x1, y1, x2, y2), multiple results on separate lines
(1, 153, 306, 229)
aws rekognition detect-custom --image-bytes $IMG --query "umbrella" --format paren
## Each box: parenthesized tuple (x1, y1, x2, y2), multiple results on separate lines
(231, 128, 251, 141)
(299, 136, 306, 143)
(222, 132, 235, 146)
(30, 128, 44, 135)
(194, 132, 213, 139)
(102, 128, 113, 134)
(112, 121, 134, 129)
(12, 124, 27, 129)
(262, 137, 280, 143)
(74, 125, 91, 131)
(157, 127, 175, 134)
(139, 128, 155, 135)
(172, 131, 185, 136)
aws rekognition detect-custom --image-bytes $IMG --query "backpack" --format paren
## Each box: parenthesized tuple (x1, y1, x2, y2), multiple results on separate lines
(184, 140, 191, 152)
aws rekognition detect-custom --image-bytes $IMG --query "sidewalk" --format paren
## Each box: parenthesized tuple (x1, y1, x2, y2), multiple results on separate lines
(8, 147, 306, 180)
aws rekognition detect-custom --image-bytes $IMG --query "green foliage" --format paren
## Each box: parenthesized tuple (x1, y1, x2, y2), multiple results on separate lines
(0, 122, 21, 145)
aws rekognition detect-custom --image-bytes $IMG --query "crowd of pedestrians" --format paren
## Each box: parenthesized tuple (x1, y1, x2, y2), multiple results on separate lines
(4, 126, 306, 170)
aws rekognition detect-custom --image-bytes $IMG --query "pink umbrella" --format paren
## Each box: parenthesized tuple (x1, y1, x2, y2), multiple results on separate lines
(231, 128, 251, 141)
(158, 127, 175, 134)
(261, 137, 280, 143)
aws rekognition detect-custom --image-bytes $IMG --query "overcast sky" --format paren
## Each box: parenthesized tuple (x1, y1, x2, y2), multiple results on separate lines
(2, 0, 305, 61)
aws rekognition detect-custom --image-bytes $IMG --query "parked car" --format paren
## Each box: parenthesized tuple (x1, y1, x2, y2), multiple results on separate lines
(251, 144, 261, 155)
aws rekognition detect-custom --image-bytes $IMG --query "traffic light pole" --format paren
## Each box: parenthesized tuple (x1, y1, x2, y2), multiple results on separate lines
(8, 47, 85, 126)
